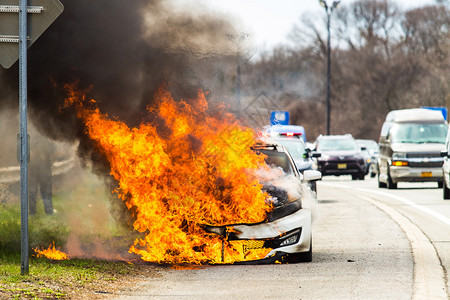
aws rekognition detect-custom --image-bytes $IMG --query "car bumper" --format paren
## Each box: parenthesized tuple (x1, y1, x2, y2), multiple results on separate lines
(318, 162, 365, 176)
(205, 207, 311, 262)
(390, 166, 443, 182)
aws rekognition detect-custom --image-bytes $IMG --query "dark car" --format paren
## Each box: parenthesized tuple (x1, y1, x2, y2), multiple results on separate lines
(205, 143, 322, 263)
(315, 134, 367, 180)
(356, 139, 379, 177)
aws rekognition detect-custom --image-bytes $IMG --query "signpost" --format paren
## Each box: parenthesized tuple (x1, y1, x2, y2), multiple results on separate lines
(0, 0, 63, 275)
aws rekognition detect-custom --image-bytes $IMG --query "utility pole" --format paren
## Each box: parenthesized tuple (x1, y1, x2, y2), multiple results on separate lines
(319, 0, 340, 135)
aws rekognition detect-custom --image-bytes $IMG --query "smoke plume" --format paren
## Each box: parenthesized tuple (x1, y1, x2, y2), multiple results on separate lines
(0, 0, 247, 259)
(0, 0, 242, 142)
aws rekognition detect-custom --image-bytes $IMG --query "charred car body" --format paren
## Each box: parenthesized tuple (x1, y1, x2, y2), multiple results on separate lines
(205, 143, 321, 263)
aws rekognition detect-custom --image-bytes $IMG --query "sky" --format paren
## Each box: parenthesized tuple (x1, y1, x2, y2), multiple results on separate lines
(200, 0, 437, 52)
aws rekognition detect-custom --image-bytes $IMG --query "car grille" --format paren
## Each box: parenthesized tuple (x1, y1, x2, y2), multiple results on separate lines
(408, 160, 443, 168)
(406, 153, 441, 159)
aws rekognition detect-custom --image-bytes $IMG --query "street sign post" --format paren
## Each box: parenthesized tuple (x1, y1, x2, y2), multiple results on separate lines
(0, 0, 63, 275)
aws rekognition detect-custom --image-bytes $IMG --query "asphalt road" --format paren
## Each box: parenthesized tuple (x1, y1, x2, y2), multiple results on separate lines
(114, 177, 450, 299)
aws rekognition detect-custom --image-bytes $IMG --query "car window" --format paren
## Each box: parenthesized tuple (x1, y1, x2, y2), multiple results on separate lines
(257, 149, 294, 174)
(317, 138, 358, 151)
(272, 140, 306, 158)
(390, 123, 448, 144)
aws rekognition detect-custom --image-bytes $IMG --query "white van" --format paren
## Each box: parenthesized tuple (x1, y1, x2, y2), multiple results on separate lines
(378, 108, 448, 189)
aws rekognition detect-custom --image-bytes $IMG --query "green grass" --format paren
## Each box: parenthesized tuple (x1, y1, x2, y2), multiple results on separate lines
(0, 169, 144, 299)
(0, 252, 139, 299)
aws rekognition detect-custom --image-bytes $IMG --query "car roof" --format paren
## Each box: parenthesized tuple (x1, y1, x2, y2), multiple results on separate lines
(385, 108, 445, 123)
(270, 138, 306, 144)
(317, 134, 354, 140)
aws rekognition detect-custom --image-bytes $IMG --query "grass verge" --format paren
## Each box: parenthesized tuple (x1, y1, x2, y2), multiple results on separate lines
(0, 167, 151, 299)
(0, 252, 147, 299)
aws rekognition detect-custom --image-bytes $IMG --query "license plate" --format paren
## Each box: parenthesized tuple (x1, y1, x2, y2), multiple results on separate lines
(337, 163, 347, 169)
(242, 240, 264, 253)
(421, 172, 432, 177)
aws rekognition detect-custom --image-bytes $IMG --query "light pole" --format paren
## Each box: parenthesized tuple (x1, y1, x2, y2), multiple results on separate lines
(319, 0, 340, 135)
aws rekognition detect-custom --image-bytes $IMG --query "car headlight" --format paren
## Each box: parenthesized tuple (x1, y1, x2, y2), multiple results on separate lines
(392, 152, 407, 159)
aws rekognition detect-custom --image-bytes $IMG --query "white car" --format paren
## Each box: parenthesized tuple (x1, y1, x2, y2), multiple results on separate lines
(205, 143, 321, 263)
(440, 128, 450, 200)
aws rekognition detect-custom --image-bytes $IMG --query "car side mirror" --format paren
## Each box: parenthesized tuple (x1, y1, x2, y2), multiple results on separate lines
(440, 150, 448, 157)
(303, 170, 322, 182)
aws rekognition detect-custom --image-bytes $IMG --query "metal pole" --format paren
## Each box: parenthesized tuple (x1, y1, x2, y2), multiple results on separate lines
(326, 10, 331, 135)
(19, 0, 29, 276)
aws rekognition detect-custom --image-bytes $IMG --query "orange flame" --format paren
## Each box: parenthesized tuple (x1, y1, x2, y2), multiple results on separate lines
(34, 242, 69, 260)
(65, 85, 274, 264)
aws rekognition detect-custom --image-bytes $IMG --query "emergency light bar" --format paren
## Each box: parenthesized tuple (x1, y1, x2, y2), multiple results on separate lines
(279, 132, 302, 137)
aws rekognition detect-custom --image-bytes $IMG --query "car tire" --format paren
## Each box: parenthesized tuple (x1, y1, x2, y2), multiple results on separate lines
(358, 172, 365, 180)
(444, 184, 450, 200)
(351, 174, 358, 180)
(378, 173, 387, 188)
(309, 181, 317, 193)
(387, 171, 397, 189)
(438, 181, 443, 188)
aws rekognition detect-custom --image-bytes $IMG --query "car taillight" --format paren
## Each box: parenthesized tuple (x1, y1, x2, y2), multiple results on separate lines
(280, 132, 302, 137)
(392, 161, 408, 166)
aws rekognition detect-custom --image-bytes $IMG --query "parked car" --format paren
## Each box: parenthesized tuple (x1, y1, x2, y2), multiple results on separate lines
(440, 128, 450, 199)
(378, 108, 447, 189)
(269, 138, 321, 173)
(356, 139, 379, 177)
(205, 143, 322, 263)
(314, 134, 367, 180)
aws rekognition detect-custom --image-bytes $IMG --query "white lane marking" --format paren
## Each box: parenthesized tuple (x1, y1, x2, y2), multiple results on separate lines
(322, 182, 450, 227)
(358, 194, 448, 300)
(320, 182, 448, 299)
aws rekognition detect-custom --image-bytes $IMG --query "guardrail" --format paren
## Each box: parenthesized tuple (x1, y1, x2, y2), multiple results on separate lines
(0, 156, 76, 184)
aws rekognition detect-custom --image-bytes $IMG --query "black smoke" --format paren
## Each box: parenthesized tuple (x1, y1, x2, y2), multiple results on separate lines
(0, 0, 245, 229)
(0, 0, 242, 142)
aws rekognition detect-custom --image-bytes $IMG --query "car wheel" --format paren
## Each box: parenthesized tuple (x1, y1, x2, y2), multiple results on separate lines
(444, 184, 450, 200)
(358, 172, 365, 180)
(378, 173, 386, 188)
(438, 181, 443, 188)
(387, 171, 397, 189)
(309, 181, 317, 193)
(351, 174, 358, 180)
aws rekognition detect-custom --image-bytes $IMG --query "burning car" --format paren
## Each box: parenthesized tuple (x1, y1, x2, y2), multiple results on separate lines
(205, 143, 321, 263)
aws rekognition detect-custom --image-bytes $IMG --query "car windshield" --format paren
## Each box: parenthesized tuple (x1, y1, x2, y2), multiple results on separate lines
(272, 140, 306, 159)
(389, 123, 448, 144)
(258, 149, 294, 174)
(317, 137, 358, 151)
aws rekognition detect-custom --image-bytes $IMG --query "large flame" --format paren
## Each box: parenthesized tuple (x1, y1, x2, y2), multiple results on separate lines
(34, 242, 69, 260)
(65, 85, 274, 264)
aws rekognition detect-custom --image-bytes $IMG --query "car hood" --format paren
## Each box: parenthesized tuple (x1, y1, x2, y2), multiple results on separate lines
(391, 143, 445, 153)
